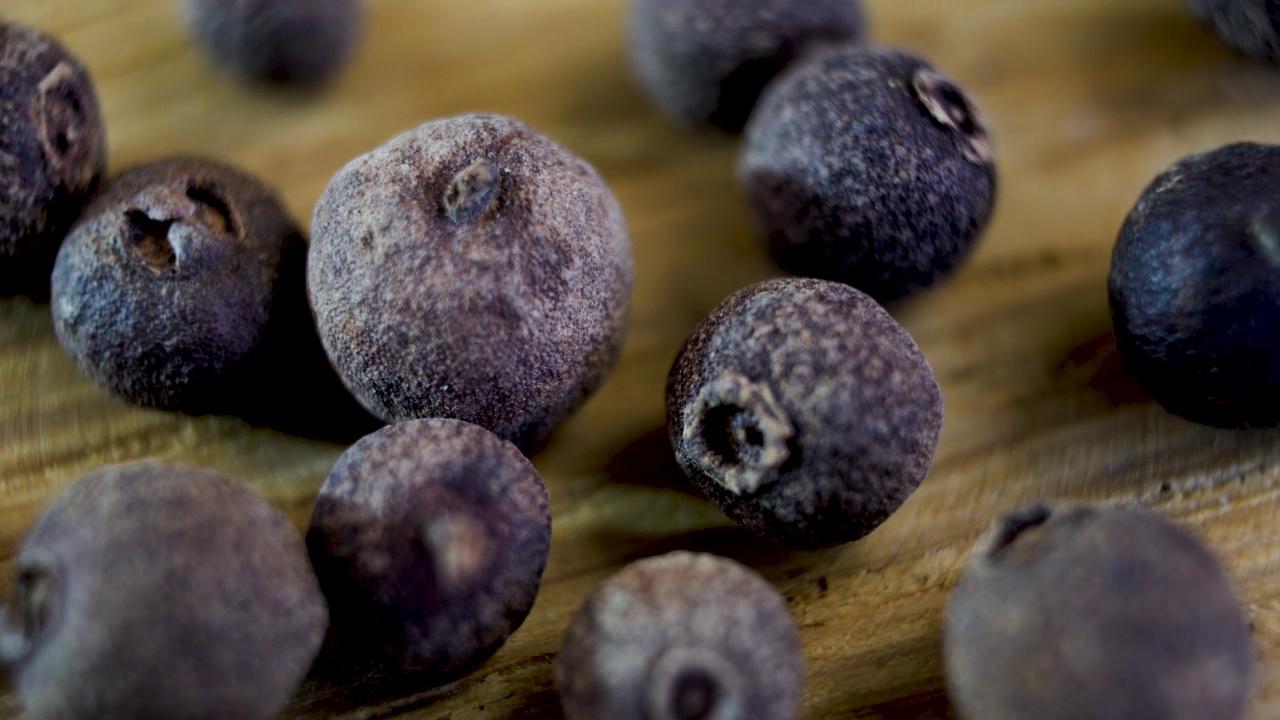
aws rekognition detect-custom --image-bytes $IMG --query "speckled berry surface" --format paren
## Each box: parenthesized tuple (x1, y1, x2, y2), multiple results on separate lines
(0, 21, 106, 293)
(740, 45, 996, 302)
(182, 0, 365, 86)
(1188, 0, 1280, 61)
(50, 156, 304, 413)
(945, 503, 1253, 720)
(306, 418, 552, 676)
(666, 277, 942, 548)
(628, 0, 865, 132)
(1110, 142, 1280, 428)
(308, 113, 633, 447)
(0, 461, 328, 720)
(555, 551, 802, 720)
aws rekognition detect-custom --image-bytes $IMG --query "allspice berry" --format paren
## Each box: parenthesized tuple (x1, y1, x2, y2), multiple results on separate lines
(308, 113, 633, 447)
(306, 418, 552, 676)
(628, 0, 866, 132)
(1110, 142, 1280, 428)
(666, 278, 942, 548)
(1188, 0, 1280, 61)
(0, 461, 328, 720)
(945, 503, 1253, 720)
(556, 551, 803, 720)
(0, 21, 106, 294)
(181, 0, 365, 87)
(740, 45, 996, 302)
(51, 156, 303, 413)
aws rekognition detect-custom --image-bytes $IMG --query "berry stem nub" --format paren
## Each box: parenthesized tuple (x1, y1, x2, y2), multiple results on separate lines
(911, 67, 992, 166)
(444, 159, 502, 223)
(646, 646, 746, 720)
(682, 373, 793, 496)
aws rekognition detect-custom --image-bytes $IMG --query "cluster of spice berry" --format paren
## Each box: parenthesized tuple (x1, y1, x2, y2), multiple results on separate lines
(0, 0, 1273, 718)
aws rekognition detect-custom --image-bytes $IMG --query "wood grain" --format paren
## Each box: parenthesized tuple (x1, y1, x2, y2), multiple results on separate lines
(5, 0, 1280, 718)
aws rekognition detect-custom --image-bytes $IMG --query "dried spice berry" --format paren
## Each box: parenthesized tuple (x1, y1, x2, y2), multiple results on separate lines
(666, 277, 941, 548)
(740, 45, 996, 302)
(181, 0, 365, 87)
(0, 21, 106, 295)
(306, 418, 552, 676)
(945, 503, 1253, 720)
(1110, 142, 1280, 427)
(628, 0, 865, 132)
(556, 551, 803, 720)
(0, 461, 327, 720)
(1188, 0, 1280, 61)
(308, 113, 633, 447)
(51, 156, 304, 413)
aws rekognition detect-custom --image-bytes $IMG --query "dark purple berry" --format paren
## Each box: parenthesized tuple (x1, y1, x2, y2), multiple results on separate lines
(0, 21, 106, 295)
(628, 0, 865, 132)
(1109, 142, 1280, 427)
(0, 461, 328, 720)
(555, 551, 803, 720)
(50, 156, 304, 413)
(306, 418, 552, 676)
(666, 277, 942, 548)
(181, 0, 365, 87)
(740, 45, 996, 302)
(945, 503, 1253, 720)
(1188, 0, 1280, 61)
(308, 113, 633, 447)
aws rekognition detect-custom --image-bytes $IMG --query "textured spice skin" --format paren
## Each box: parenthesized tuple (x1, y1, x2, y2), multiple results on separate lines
(0, 22, 106, 293)
(666, 278, 942, 548)
(740, 45, 996, 302)
(945, 503, 1253, 720)
(307, 418, 552, 675)
(308, 113, 633, 447)
(556, 551, 802, 720)
(1110, 142, 1280, 428)
(50, 156, 304, 413)
(182, 0, 364, 86)
(628, 0, 865, 132)
(1188, 0, 1280, 61)
(0, 461, 328, 720)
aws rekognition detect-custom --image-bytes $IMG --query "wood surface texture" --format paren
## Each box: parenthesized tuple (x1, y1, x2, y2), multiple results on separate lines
(4, 0, 1280, 718)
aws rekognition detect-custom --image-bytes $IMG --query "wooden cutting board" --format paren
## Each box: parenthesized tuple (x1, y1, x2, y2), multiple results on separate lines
(3, 0, 1280, 717)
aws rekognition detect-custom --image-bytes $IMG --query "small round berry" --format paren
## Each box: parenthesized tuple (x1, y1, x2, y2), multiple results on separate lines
(181, 0, 365, 87)
(740, 45, 996, 302)
(0, 461, 328, 720)
(308, 113, 633, 447)
(556, 551, 803, 720)
(1188, 0, 1280, 61)
(0, 21, 106, 292)
(51, 156, 304, 413)
(306, 418, 552, 675)
(628, 0, 866, 132)
(1110, 142, 1280, 427)
(666, 278, 942, 548)
(945, 503, 1253, 720)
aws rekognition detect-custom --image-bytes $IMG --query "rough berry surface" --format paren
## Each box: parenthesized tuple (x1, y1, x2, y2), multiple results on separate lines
(666, 278, 942, 548)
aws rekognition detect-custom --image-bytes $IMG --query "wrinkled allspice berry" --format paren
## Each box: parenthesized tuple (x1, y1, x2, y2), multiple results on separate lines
(1110, 142, 1280, 428)
(307, 418, 552, 676)
(51, 156, 304, 413)
(1188, 0, 1280, 61)
(0, 461, 328, 720)
(182, 0, 365, 87)
(308, 113, 633, 447)
(628, 0, 866, 132)
(556, 551, 803, 720)
(0, 21, 106, 293)
(666, 278, 942, 548)
(945, 503, 1253, 720)
(740, 45, 996, 302)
